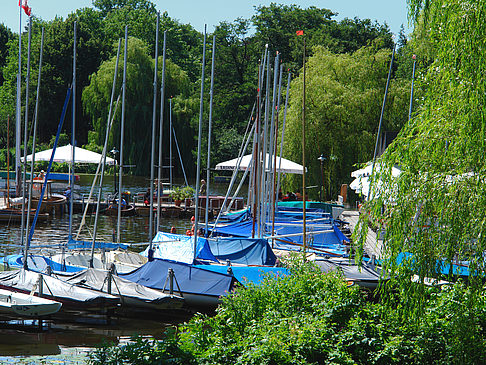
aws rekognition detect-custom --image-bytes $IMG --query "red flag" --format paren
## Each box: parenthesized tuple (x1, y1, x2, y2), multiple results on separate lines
(19, 0, 31, 16)
(296, 30, 304, 36)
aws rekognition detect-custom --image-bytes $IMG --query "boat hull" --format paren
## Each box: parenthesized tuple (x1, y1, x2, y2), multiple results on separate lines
(0, 288, 62, 317)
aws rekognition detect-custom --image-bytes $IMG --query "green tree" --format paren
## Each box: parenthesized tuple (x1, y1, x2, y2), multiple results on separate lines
(252, 3, 393, 71)
(0, 23, 14, 86)
(83, 37, 194, 176)
(282, 44, 410, 200)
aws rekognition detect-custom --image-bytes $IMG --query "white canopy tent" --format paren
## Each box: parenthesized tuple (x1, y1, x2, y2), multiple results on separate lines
(22, 144, 115, 165)
(350, 162, 401, 197)
(215, 153, 306, 175)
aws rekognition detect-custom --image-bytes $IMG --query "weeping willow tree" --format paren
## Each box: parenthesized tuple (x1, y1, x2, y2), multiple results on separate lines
(82, 37, 193, 175)
(356, 0, 486, 315)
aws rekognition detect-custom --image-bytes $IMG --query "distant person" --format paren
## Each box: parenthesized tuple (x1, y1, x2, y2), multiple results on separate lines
(278, 188, 283, 201)
(295, 190, 302, 201)
(286, 192, 296, 201)
(64, 186, 71, 201)
(143, 189, 150, 206)
(199, 179, 206, 195)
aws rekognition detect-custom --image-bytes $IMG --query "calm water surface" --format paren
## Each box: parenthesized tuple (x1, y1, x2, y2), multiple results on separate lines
(0, 174, 239, 363)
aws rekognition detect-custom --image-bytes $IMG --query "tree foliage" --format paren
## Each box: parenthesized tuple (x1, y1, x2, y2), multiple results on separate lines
(356, 0, 486, 318)
(282, 44, 410, 200)
(83, 37, 193, 175)
(0, 0, 403, 178)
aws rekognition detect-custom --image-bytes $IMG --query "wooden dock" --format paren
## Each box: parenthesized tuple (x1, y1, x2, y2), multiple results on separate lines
(340, 210, 383, 259)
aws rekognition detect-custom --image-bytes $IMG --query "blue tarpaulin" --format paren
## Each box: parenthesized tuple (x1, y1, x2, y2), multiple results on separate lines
(141, 232, 218, 264)
(208, 237, 277, 266)
(194, 264, 289, 286)
(119, 258, 236, 298)
(209, 221, 348, 251)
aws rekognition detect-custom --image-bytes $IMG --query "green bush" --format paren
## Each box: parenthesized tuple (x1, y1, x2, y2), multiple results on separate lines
(88, 257, 486, 364)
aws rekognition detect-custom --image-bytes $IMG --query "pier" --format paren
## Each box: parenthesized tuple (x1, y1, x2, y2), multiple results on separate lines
(341, 210, 383, 259)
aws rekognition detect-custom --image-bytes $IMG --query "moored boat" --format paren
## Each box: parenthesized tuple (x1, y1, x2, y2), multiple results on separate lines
(0, 288, 62, 317)
(0, 269, 120, 312)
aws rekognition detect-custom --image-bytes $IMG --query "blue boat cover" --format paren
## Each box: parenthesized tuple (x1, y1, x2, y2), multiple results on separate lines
(219, 208, 250, 223)
(141, 232, 218, 264)
(194, 264, 289, 286)
(210, 221, 348, 248)
(208, 237, 276, 266)
(120, 258, 236, 297)
(67, 238, 129, 250)
(272, 224, 348, 251)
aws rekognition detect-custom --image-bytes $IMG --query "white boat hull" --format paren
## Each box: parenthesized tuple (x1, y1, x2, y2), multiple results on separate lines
(0, 288, 62, 317)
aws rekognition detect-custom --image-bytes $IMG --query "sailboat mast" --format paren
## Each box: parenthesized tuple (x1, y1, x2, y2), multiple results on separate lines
(369, 44, 395, 200)
(20, 17, 32, 248)
(302, 37, 307, 254)
(205, 35, 216, 232)
(149, 12, 159, 246)
(169, 97, 173, 190)
(276, 72, 291, 209)
(193, 25, 207, 257)
(69, 21, 77, 240)
(90, 39, 121, 266)
(271, 64, 284, 247)
(25, 26, 44, 246)
(6, 116, 10, 208)
(252, 61, 263, 238)
(259, 52, 271, 237)
(156, 31, 167, 232)
(15, 5, 22, 197)
(117, 26, 128, 243)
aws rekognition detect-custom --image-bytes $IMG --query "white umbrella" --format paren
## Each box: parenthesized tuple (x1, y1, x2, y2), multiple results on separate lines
(215, 153, 306, 175)
(351, 162, 401, 178)
(350, 163, 401, 198)
(22, 144, 115, 165)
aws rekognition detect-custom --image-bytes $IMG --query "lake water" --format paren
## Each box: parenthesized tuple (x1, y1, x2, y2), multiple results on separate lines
(0, 174, 240, 363)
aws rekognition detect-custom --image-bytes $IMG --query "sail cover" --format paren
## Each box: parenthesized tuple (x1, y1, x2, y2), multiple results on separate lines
(208, 237, 277, 266)
(120, 258, 237, 298)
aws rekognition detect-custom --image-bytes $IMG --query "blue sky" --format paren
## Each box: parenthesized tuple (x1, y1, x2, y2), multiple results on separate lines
(2, 1, 411, 37)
